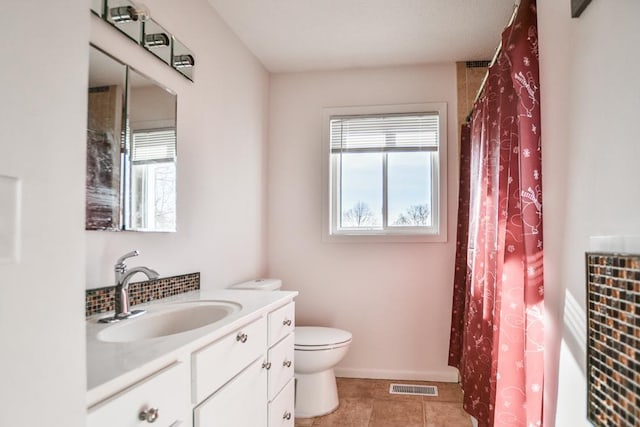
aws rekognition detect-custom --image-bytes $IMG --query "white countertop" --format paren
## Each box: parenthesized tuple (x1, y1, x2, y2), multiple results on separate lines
(86, 289, 297, 407)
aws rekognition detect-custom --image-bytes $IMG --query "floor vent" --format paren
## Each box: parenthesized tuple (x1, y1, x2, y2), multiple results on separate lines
(389, 384, 438, 396)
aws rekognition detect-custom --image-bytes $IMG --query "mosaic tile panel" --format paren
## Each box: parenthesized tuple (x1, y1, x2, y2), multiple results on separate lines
(586, 253, 640, 427)
(85, 272, 200, 317)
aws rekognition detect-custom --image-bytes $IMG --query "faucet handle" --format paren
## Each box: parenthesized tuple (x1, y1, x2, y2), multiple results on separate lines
(116, 250, 140, 268)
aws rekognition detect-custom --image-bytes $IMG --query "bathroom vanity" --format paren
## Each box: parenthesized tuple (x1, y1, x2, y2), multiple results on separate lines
(86, 289, 296, 427)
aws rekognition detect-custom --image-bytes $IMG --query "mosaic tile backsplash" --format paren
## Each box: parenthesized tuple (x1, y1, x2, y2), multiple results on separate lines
(586, 253, 640, 427)
(85, 272, 200, 317)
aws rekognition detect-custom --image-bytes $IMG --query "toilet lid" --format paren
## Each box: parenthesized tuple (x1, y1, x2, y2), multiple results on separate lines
(295, 326, 352, 347)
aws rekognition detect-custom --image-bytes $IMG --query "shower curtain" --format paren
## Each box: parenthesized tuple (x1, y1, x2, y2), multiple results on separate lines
(448, 0, 543, 426)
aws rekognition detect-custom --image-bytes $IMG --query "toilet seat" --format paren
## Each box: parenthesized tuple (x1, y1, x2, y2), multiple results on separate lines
(294, 327, 352, 350)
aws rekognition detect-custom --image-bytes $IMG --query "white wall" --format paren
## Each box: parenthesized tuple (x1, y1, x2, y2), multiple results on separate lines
(268, 65, 459, 381)
(0, 1, 88, 426)
(85, 0, 270, 289)
(539, 0, 640, 425)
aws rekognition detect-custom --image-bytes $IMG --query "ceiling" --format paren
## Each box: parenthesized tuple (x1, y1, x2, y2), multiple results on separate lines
(207, 0, 517, 73)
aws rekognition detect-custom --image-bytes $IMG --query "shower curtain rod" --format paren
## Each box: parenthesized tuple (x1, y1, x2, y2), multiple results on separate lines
(468, 2, 521, 118)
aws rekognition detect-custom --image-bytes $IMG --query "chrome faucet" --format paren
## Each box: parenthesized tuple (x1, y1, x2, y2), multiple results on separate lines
(99, 250, 159, 323)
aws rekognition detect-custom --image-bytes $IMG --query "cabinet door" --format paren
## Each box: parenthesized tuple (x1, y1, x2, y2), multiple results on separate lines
(87, 362, 190, 427)
(268, 333, 295, 400)
(192, 316, 267, 403)
(194, 358, 267, 427)
(268, 302, 295, 347)
(269, 378, 295, 427)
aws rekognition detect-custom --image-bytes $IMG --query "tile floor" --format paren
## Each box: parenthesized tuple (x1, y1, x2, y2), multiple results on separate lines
(294, 378, 472, 427)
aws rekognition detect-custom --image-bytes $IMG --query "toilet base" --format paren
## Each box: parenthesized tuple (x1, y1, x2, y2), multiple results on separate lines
(294, 369, 339, 418)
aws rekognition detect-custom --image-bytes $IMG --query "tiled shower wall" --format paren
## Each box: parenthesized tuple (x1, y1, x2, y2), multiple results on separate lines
(85, 272, 200, 316)
(586, 253, 640, 427)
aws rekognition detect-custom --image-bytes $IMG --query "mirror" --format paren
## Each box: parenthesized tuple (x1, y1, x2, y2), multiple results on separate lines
(125, 69, 177, 231)
(86, 45, 177, 232)
(86, 47, 126, 231)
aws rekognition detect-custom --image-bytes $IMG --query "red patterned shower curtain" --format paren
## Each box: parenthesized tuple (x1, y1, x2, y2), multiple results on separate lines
(448, 0, 543, 426)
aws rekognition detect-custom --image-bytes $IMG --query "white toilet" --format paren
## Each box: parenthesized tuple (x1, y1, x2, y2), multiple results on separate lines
(294, 326, 352, 417)
(230, 279, 352, 418)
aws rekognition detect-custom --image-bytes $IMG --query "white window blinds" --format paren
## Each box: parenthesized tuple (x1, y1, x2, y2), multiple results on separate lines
(131, 129, 176, 163)
(330, 113, 439, 153)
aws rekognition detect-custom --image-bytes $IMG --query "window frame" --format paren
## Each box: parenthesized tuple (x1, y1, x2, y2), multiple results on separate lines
(321, 103, 448, 243)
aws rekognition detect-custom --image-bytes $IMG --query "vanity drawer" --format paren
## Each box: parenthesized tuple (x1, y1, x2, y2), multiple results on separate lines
(268, 332, 295, 400)
(194, 358, 267, 427)
(87, 362, 190, 427)
(192, 316, 267, 403)
(268, 378, 295, 427)
(268, 302, 295, 346)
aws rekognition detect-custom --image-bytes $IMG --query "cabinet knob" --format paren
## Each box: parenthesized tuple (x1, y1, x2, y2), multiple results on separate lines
(282, 360, 292, 368)
(282, 319, 292, 326)
(262, 361, 272, 370)
(138, 407, 159, 423)
(236, 332, 248, 343)
(283, 411, 292, 420)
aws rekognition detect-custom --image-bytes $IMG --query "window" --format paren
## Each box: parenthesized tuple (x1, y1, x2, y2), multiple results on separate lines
(126, 128, 177, 231)
(323, 103, 447, 242)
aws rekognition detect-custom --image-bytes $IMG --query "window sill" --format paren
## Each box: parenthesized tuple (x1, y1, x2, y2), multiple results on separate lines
(322, 231, 447, 244)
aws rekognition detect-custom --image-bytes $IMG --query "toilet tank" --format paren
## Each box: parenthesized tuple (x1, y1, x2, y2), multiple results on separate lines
(230, 279, 282, 291)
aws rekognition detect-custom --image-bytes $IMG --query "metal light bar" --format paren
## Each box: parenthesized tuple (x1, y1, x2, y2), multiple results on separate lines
(110, 6, 138, 23)
(173, 54, 195, 68)
(145, 33, 170, 48)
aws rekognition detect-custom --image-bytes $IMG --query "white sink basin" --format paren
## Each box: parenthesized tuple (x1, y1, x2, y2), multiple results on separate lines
(97, 300, 241, 343)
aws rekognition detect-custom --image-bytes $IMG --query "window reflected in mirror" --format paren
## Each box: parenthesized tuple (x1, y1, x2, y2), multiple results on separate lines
(126, 69, 177, 232)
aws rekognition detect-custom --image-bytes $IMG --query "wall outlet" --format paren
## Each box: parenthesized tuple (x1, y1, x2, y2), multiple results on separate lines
(0, 175, 20, 264)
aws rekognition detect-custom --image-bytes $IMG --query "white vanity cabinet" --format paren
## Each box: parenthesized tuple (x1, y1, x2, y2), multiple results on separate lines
(191, 316, 267, 403)
(266, 302, 296, 427)
(194, 358, 267, 426)
(87, 362, 190, 427)
(192, 316, 268, 426)
(269, 379, 295, 427)
(193, 302, 296, 427)
(87, 292, 297, 427)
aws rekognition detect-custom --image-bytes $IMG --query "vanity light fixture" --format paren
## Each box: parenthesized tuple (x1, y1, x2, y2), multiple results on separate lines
(109, 3, 149, 23)
(101, 0, 195, 81)
(145, 33, 170, 48)
(173, 54, 195, 68)
(110, 6, 138, 22)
